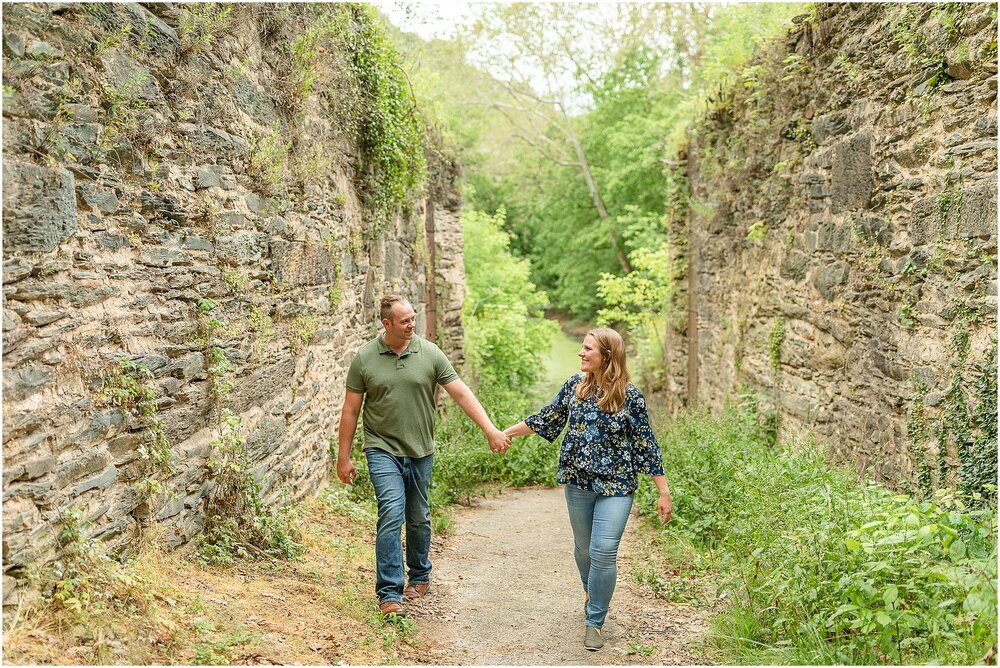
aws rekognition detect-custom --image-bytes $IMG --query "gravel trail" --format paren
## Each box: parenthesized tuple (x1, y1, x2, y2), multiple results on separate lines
(401, 487, 708, 665)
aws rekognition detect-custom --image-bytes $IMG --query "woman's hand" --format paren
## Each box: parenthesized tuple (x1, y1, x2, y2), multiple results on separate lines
(657, 491, 673, 524)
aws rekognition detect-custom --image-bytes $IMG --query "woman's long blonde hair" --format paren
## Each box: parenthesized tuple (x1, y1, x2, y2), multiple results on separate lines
(576, 327, 630, 413)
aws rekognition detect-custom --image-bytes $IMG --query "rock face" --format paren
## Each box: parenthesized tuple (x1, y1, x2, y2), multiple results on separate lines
(2, 3, 465, 612)
(666, 4, 997, 491)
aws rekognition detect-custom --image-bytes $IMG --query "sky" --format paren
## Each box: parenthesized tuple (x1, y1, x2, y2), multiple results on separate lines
(374, 1, 477, 40)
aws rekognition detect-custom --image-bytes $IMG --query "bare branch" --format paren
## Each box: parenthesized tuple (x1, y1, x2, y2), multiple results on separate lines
(512, 133, 578, 167)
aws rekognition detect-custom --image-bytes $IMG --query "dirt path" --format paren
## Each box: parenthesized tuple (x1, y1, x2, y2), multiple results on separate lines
(400, 487, 708, 665)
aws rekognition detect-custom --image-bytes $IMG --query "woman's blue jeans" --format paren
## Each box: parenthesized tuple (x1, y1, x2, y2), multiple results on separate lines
(564, 484, 634, 628)
(365, 448, 434, 604)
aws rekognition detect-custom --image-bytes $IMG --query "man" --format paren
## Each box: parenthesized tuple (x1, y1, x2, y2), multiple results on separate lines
(337, 294, 510, 615)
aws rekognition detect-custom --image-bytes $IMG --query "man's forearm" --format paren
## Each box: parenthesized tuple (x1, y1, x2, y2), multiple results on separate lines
(338, 413, 359, 460)
(453, 388, 495, 433)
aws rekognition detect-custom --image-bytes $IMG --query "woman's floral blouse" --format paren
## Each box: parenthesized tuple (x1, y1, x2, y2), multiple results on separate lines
(525, 373, 664, 496)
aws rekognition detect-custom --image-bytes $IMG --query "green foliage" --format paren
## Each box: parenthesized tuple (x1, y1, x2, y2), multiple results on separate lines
(746, 220, 768, 240)
(768, 316, 786, 372)
(432, 384, 558, 508)
(961, 338, 998, 503)
(191, 629, 254, 666)
(248, 127, 292, 197)
(98, 72, 149, 147)
(636, 404, 998, 665)
(907, 380, 934, 496)
(596, 241, 682, 387)
(463, 208, 558, 388)
(278, 6, 426, 226)
(287, 314, 319, 350)
(207, 346, 234, 406)
(198, 414, 303, 565)
(178, 4, 232, 55)
(247, 304, 276, 345)
(93, 23, 133, 57)
(289, 11, 351, 100)
(616, 643, 655, 657)
(891, 4, 959, 95)
(343, 6, 426, 231)
(597, 243, 674, 330)
(95, 359, 173, 486)
(33, 508, 157, 629)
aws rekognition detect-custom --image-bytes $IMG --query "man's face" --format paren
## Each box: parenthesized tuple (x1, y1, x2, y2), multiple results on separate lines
(384, 301, 416, 342)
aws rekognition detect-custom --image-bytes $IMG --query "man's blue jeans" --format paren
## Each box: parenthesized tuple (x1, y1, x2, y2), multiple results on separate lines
(365, 447, 434, 604)
(564, 484, 634, 628)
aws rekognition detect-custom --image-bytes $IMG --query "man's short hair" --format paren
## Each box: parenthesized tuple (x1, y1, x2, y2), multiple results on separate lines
(380, 294, 410, 322)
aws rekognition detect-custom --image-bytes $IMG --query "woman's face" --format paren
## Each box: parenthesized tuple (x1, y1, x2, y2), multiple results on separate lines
(579, 334, 604, 373)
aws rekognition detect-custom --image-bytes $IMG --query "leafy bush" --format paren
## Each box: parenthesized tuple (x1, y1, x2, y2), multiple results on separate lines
(432, 383, 557, 508)
(198, 414, 303, 564)
(636, 401, 998, 665)
(41, 509, 152, 621)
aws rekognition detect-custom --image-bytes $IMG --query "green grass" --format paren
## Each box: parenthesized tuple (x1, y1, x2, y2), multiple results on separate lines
(531, 328, 582, 403)
(635, 399, 998, 665)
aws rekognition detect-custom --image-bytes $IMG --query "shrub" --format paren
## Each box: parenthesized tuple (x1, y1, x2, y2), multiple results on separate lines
(198, 414, 303, 564)
(636, 401, 998, 665)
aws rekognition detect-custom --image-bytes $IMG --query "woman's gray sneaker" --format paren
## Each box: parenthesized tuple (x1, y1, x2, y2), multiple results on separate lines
(584, 626, 604, 651)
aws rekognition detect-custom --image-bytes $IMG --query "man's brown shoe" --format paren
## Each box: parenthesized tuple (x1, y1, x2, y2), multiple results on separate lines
(404, 582, 430, 599)
(379, 601, 404, 615)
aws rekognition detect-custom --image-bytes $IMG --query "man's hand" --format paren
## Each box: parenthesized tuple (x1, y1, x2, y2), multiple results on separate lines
(337, 457, 357, 485)
(487, 427, 510, 453)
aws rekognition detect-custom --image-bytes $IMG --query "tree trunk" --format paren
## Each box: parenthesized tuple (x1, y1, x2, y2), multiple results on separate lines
(568, 129, 633, 274)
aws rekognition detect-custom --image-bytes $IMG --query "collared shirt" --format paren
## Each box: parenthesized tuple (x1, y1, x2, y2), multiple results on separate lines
(345, 334, 459, 458)
(525, 373, 664, 496)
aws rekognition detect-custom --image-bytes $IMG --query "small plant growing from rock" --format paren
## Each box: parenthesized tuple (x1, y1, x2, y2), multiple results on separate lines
(94, 359, 173, 476)
(178, 4, 232, 55)
(746, 220, 768, 240)
(248, 128, 292, 197)
(768, 316, 786, 372)
(198, 413, 303, 565)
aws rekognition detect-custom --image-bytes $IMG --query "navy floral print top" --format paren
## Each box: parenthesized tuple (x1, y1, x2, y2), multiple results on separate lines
(525, 373, 664, 497)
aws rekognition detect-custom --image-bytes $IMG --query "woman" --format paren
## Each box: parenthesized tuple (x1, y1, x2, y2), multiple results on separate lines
(504, 327, 672, 651)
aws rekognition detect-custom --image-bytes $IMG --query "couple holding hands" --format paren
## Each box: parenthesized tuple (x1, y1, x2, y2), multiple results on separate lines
(336, 295, 672, 651)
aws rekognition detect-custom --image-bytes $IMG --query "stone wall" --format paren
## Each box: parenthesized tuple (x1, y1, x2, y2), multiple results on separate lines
(667, 3, 997, 489)
(2, 3, 465, 610)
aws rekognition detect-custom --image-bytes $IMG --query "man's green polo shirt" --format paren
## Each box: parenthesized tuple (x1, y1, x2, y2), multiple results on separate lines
(345, 334, 459, 458)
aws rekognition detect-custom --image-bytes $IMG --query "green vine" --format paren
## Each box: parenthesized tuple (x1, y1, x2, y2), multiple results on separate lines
(280, 6, 426, 232)
(768, 316, 786, 372)
(94, 359, 174, 495)
(340, 6, 426, 232)
(962, 338, 998, 504)
(906, 380, 933, 497)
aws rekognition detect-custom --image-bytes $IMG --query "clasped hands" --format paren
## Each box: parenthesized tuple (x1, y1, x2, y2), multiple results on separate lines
(487, 426, 511, 453)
